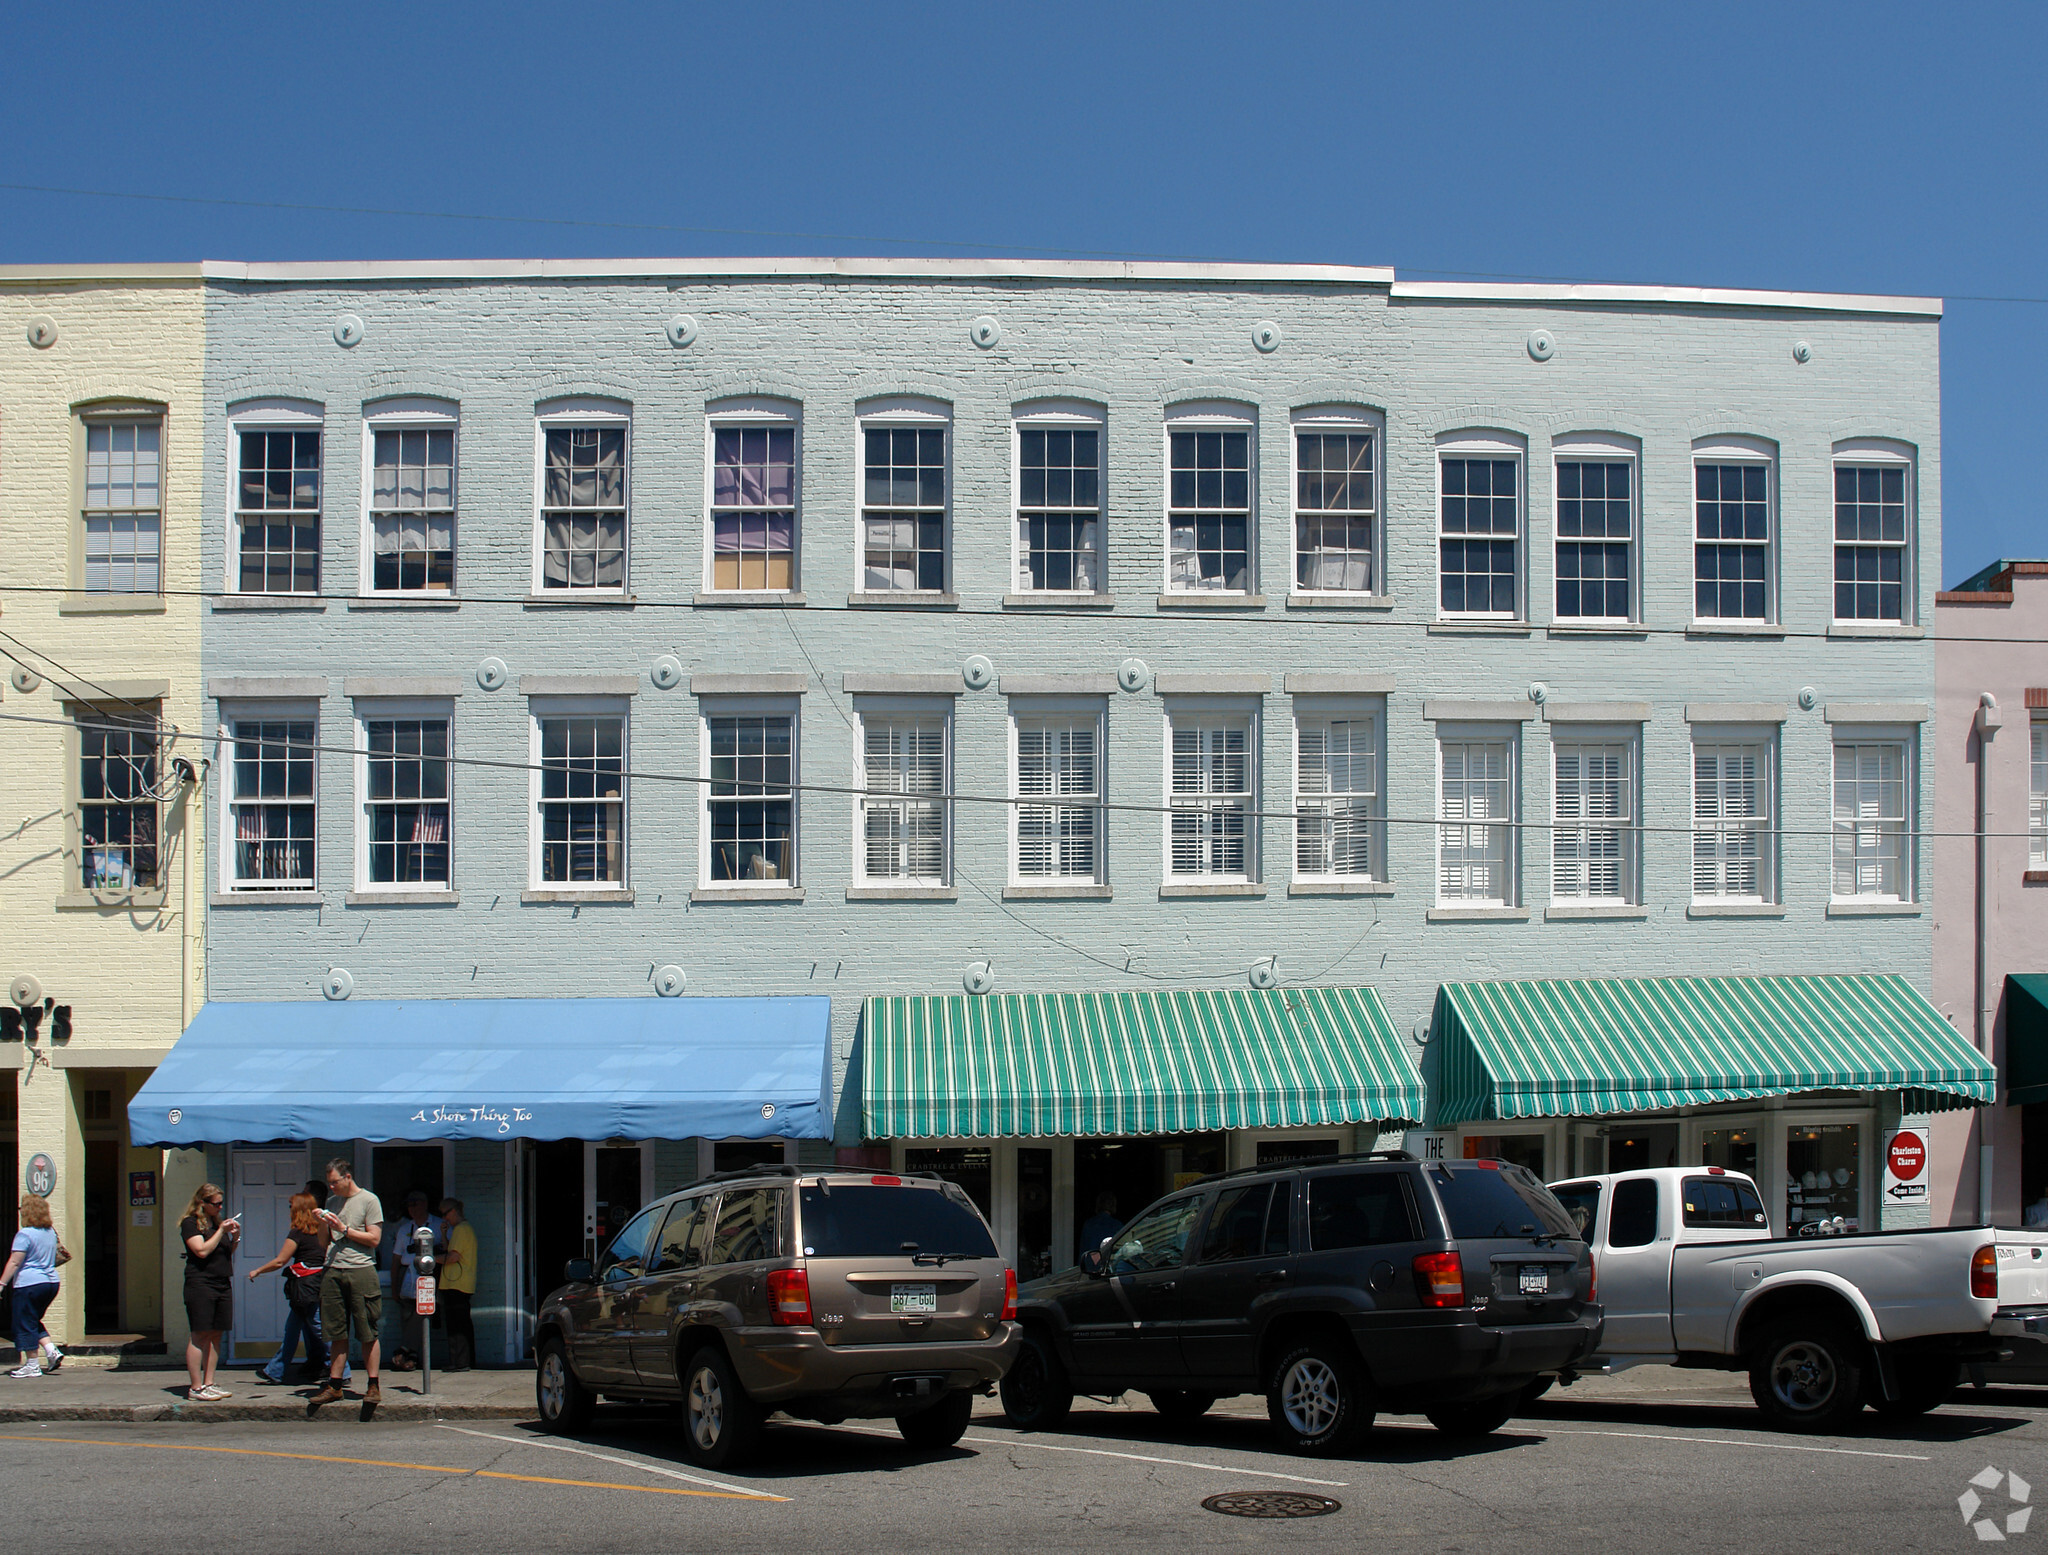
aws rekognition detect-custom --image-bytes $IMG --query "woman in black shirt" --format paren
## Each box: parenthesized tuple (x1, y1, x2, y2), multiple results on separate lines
(180, 1183, 239, 1401)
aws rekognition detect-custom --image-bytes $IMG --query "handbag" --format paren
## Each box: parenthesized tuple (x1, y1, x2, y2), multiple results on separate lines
(54, 1240, 71, 1268)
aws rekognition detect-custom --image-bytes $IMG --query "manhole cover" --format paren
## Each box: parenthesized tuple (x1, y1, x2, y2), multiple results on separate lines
(1201, 1491, 1342, 1519)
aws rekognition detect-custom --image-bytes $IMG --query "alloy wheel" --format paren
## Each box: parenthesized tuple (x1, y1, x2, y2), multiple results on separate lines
(689, 1364, 726, 1450)
(1281, 1356, 1340, 1437)
(1768, 1340, 1837, 1414)
(539, 1352, 566, 1419)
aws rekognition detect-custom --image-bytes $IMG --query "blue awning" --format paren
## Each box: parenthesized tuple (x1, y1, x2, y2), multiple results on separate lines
(128, 996, 833, 1146)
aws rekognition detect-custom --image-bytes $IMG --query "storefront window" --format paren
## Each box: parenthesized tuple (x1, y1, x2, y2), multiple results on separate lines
(904, 1146, 993, 1222)
(1786, 1122, 1860, 1232)
(1257, 1138, 1341, 1167)
(1700, 1126, 1759, 1178)
(1018, 1147, 1053, 1279)
(1606, 1124, 1677, 1173)
(1463, 1133, 1546, 1177)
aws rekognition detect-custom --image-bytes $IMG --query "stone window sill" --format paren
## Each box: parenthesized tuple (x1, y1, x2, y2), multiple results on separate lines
(212, 595, 325, 612)
(1426, 905, 1529, 922)
(1824, 900, 1923, 917)
(1546, 623, 1649, 639)
(1427, 620, 1532, 636)
(845, 885, 958, 902)
(695, 591, 806, 607)
(210, 890, 323, 906)
(522, 888, 637, 904)
(348, 595, 463, 611)
(346, 890, 460, 907)
(1545, 903, 1649, 921)
(1827, 622, 1925, 639)
(1286, 593, 1395, 611)
(1158, 882, 1266, 898)
(1686, 622, 1784, 639)
(1686, 902, 1786, 919)
(847, 591, 957, 609)
(1002, 592, 1113, 610)
(688, 886, 805, 904)
(1156, 593, 1267, 609)
(57, 889, 168, 910)
(2025, 870, 2048, 885)
(1288, 880, 1396, 896)
(522, 593, 638, 608)
(1003, 883, 1111, 900)
(58, 595, 167, 615)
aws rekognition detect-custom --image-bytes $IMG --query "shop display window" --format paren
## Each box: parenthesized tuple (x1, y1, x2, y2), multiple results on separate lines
(1700, 1126, 1759, 1178)
(1017, 1148, 1053, 1280)
(1786, 1123, 1860, 1232)
(1605, 1124, 1678, 1173)
(1463, 1133, 1546, 1177)
(904, 1145, 993, 1223)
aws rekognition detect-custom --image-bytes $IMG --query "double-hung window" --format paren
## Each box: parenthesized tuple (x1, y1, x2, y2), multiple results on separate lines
(1294, 415, 1377, 594)
(1437, 735, 1515, 905)
(2032, 719, 2048, 869)
(359, 709, 452, 889)
(1694, 440, 1774, 622)
(1693, 739, 1773, 902)
(79, 706, 161, 890)
(1438, 435, 1521, 617)
(82, 416, 162, 594)
(860, 403, 948, 594)
(537, 404, 628, 592)
(1552, 737, 1636, 903)
(234, 407, 323, 595)
(710, 411, 798, 593)
(1166, 405, 1254, 594)
(1295, 712, 1381, 880)
(1832, 736, 1911, 901)
(858, 710, 949, 885)
(706, 711, 797, 884)
(367, 403, 456, 593)
(225, 711, 317, 890)
(1167, 711, 1256, 881)
(1013, 710, 1103, 883)
(1833, 443, 1913, 623)
(1015, 407, 1103, 594)
(534, 710, 626, 887)
(1553, 437, 1636, 621)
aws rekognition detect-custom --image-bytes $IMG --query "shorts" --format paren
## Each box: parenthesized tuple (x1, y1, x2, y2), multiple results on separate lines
(184, 1278, 233, 1333)
(320, 1264, 383, 1345)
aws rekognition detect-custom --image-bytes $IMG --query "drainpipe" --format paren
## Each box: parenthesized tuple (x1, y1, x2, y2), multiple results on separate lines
(1976, 693, 2003, 1223)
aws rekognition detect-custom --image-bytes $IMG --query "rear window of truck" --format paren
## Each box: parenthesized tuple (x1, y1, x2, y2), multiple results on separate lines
(1428, 1162, 1579, 1240)
(1682, 1176, 1768, 1230)
(797, 1184, 998, 1260)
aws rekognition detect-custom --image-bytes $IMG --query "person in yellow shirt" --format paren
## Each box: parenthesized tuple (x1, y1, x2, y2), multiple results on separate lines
(437, 1198, 480, 1372)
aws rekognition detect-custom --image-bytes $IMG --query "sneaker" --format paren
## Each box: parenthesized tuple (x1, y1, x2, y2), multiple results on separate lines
(308, 1382, 345, 1409)
(39, 1344, 62, 1373)
(255, 1372, 290, 1385)
(9, 1362, 42, 1379)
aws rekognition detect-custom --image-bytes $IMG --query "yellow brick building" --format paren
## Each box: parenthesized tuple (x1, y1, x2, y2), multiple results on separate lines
(0, 267, 206, 1350)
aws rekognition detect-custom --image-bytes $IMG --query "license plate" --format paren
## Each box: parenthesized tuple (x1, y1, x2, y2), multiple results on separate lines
(1518, 1266, 1550, 1296)
(890, 1283, 938, 1314)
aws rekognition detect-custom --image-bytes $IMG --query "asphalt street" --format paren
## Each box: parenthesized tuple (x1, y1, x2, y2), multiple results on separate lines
(3, 1381, 2042, 1553)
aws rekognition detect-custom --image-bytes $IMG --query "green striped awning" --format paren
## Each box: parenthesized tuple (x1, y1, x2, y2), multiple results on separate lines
(862, 986, 1422, 1140)
(1425, 973, 1995, 1126)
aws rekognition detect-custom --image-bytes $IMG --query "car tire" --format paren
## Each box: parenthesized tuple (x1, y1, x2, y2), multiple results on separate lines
(1267, 1340, 1372, 1455)
(897, 1389, 975, 1450)
(1425, 1395, 1517, 1438)
(1148, 1389, 1217, 1426)
(679, 1345, 764, 1469)
(1868, 1357, 1961, 1420)
(535, 1336, 596, 1434)
(1748, 1321, 1867, 1434)
(1001, 1330, 1074, 1432)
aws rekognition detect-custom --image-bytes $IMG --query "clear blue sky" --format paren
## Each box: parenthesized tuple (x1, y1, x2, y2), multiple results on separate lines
(5, 1, 2040, 583)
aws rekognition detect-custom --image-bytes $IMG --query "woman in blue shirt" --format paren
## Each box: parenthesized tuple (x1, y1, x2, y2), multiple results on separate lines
(1, 1195, 67, 1378)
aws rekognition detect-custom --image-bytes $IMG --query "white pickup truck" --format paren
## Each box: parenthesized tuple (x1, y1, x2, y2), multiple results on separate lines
(1543, 1166, 2001, 1432)
(1984, 1229, 2048, 1383)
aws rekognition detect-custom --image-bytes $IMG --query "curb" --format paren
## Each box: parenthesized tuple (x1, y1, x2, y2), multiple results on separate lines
(0, 1402, 535, 1424)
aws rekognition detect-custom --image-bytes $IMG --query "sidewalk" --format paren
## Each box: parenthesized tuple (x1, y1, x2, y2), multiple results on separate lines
(0, 1362, 539, 1423)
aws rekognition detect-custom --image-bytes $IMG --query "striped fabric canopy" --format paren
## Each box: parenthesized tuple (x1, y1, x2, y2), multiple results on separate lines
(862, 986, 1422, 1140)
(1425, 972, 1995, 1126)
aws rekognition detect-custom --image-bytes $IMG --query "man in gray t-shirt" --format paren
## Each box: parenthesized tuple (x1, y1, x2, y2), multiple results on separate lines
(310, 1159, 385, 1411)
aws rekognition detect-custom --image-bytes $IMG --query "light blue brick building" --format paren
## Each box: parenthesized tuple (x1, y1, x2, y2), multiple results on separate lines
(165, 259, 1987, 1365)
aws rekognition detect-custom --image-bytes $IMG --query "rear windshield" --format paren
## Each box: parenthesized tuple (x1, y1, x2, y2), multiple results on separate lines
(1548, 1181, 1601, 1240)
(797, 1184, 999, 1260)
(1427, 1162, 1579, 1241)
(1682, 1175, 1769, 1231)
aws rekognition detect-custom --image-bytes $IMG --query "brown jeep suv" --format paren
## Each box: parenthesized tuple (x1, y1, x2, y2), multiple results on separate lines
(533, 1166, 1020, 1466)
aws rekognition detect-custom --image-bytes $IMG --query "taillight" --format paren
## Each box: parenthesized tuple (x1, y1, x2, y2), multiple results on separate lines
(767, 1267, 813, 1326)
(1587, 1253, 1597, 1306)
(870, 1175, 902, 1186)
(1000, 1267, 1018, 1322)
(1706, 1166, 1726, 1175)
(1413, 1250, 1465, 1308)
(1972, 1244, 1998, 1300)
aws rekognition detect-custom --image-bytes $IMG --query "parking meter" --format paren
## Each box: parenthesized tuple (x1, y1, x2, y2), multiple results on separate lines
(411, 1224, 438, 1394)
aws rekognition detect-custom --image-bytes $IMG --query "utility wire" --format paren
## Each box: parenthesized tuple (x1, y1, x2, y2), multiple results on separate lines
(0, 629, 174, 728)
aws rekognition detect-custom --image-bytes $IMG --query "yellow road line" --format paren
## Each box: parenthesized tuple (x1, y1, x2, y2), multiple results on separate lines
(0, 1434, 785, 1501)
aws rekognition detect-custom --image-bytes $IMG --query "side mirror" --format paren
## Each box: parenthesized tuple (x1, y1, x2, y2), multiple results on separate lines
(564, 1258, 594, 1285)
(1082, 1237, 1115, 1278)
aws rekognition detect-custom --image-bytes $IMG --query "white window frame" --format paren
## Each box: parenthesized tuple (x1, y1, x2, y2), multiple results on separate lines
(854, 697, 953, 887)
(1831, 438, 1916, 625)
(532, 399, 631, 596)
(360, 399, 458, 597)
(1550, 727, 1640, 905)
(1008, 699, 1107, 885)
(219, 700, 320, 893)
(698, 697, 801, 891)
(1292, 701, 1386, 882)
(1162, 700, 1260, 883)
(1435, 725, 1519, 907)
(855, 397, 951, 597)
(1830, 727, 1915, 903)
(1163, 401, 1257, 597)
(1290, 406, 1382, 598)
(1691, 731, 1777, 904)
(1691, 435, 1777, 625)
(353, 698, 455, 894)
(2032, 717, 2048, 870)
(1435, 430, 1525, 621)
(80, 408, 165, 596)
(528, 697, 629, 891)
(704, 397, 802, 596)
(1012, 400, 1106, 597)
(1551, 432, 1639, 624)
(227, 399, 324, 597)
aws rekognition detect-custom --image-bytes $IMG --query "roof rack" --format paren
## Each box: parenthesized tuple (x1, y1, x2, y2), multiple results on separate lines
(688, 1164, 948, 1188)
(1190, 1149, 1415, 1187)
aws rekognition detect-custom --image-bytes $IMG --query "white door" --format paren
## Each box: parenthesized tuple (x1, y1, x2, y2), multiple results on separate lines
(231, 1150, 309, 1359)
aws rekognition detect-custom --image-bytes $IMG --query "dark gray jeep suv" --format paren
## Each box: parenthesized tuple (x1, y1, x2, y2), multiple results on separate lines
(534, 1166, 1020, 1466)
(1002, 1152, 1601, 1453)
